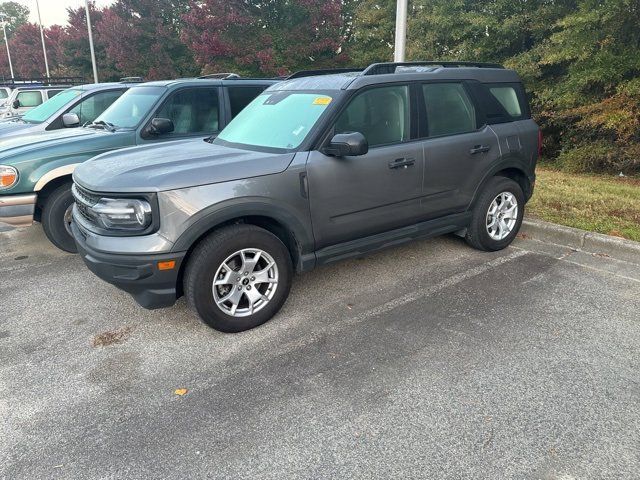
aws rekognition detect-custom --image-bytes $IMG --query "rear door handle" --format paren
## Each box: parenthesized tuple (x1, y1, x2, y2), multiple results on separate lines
(388, 157, 415, 169)
(470, 145, 491, 154)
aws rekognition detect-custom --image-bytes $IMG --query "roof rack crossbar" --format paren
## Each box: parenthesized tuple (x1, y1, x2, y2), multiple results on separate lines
(286, 68, 364, 80)
(362, 61, 504, 76)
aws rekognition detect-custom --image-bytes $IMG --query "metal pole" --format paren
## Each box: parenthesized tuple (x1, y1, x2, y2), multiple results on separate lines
(393, 0, 408, 62)
(35, 0, 50, 79)
(2, 23, 14, 80)
(84, 0, 99, 83)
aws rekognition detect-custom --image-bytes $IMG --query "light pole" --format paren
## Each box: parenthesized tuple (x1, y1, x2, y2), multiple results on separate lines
(0, 17, 14, 80)
(35, 0, 50, 79)
(394, 0, 408, 62)
(84, 0, 99, 83)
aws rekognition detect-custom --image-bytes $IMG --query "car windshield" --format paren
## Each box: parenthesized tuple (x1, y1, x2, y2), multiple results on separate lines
(0, 90, 8, 100)
(93, 86, 165, 129)
(21, 88, 80, 124)
(215, 91, 334, 150)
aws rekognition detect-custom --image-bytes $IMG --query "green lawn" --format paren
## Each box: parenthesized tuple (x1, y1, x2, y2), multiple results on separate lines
(527, 167, 640, 242)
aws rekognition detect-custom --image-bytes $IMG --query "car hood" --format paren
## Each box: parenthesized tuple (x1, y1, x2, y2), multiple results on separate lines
(0, 127, 106, 159)
(74, 139, 297, 193)
(0, 120, 35, 136)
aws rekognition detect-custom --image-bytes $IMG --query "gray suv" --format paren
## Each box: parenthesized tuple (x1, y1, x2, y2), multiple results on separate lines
(72, 61, 540, 333)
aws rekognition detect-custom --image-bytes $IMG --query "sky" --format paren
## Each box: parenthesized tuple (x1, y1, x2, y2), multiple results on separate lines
(9, 0, 115, 27)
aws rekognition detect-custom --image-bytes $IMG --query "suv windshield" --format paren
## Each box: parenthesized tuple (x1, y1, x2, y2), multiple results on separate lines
(22, 89, 81, 124)
(215, 91, 334, 150)
(94, 86, 165, 129)
(0, 90, 8, 100)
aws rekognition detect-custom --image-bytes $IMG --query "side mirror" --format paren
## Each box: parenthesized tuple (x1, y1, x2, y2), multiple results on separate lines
(148, 117, 174, 135)
(322, 132, 368, 157)
(62, 113, 80, 127)
(12, 99, 20, 109)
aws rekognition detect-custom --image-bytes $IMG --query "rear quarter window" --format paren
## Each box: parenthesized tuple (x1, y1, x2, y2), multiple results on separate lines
(481, 82, 530, 122)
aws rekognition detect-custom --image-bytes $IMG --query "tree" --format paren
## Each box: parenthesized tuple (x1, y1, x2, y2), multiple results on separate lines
(98, 0, 198, 80)
(61, 3, 119, 81)
(182, 0, 349, 76)
(0, 1, 30, 37)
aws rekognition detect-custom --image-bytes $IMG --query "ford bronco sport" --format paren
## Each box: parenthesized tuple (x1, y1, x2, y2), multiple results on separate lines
(71, 61, 540, 333)
(0, 76, 275, 252)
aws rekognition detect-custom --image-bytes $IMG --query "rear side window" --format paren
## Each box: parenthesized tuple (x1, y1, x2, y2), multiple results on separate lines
(422, 83, 476, 137)
(483, 82, 529, 122)
(228, 86, 267, 118)
(16, 91, 43, 107)
(47, 90, 64, 99)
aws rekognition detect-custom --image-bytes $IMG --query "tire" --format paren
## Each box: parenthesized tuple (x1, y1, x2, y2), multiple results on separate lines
(465, 176, 525, 251)
(184, 224, 293, 333)
(41, 182, 77, 253)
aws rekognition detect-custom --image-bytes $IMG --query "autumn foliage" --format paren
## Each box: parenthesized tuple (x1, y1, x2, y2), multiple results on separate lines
(0, 0, 638, 174)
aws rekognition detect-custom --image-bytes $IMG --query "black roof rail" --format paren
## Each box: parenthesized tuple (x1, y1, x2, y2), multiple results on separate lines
(0, 76, 83, 87)
(362, 61, 504, 76)
(286, 68, 364, 80)
(198, 73, 241, 80)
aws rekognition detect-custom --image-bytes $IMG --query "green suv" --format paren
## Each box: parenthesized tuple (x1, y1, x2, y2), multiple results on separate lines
(0, 77, 275, 251)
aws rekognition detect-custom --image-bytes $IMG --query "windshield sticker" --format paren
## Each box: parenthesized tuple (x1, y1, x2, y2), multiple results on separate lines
(292, 126, 305, 136)
(313, 97, 332, 105)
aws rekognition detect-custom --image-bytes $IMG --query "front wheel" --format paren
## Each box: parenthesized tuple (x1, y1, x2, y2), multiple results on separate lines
(41, 182, 77, 253)
(465, 176, 525, 251)
(184, 224, 293, 333)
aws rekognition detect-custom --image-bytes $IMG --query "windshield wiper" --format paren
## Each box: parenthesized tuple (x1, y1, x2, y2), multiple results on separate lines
(86, 120, 117, 132)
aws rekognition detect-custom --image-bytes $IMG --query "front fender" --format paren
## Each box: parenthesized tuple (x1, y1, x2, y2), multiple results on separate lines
(171, 197, 316, 270)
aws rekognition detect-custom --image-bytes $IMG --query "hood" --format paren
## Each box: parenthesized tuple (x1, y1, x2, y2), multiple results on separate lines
(0, 120, 35, 137)
(75, 139, 296, 193)
(0, 127, 101, 158)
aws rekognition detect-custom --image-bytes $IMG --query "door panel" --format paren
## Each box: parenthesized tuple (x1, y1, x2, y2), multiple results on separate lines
(307, 143, 424, 249)
(421, 126, 499, 217)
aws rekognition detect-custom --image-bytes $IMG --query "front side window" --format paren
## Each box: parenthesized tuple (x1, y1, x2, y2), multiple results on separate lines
(216, 91, 334, 150)
(68, 90, 124, 125)
(335, 85, 410, 147)
(155, 87, 219, 135)
(22, 88, 82, 124)
(95, 86, 166, 129)
(423, 83, 476, 137)
(16, 91, 43, 108)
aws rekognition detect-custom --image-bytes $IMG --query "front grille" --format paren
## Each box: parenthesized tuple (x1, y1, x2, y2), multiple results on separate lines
(71, 183, 101, 230)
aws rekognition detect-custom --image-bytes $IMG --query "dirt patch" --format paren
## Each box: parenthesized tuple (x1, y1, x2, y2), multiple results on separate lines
(92, 326, 133, 348)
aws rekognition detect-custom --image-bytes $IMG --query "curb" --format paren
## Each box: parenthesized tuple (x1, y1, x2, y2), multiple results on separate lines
(520, 218, 640, 264)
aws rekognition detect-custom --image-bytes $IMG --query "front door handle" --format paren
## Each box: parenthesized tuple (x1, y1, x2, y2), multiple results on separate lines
(388, 157, 415, 169)
(470, 145, 491, 154)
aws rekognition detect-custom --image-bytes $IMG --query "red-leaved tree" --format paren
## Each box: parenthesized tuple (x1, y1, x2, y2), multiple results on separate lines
(182, 0, 349, 76)
(97, 0, 198, 80)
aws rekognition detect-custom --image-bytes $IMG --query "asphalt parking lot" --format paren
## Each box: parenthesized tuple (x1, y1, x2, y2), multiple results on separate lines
(1, 224, 639, 479)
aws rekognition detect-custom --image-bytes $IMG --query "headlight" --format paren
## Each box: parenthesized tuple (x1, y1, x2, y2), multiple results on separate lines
(0, 165, 18, 189)
(92, 197, 152, 231)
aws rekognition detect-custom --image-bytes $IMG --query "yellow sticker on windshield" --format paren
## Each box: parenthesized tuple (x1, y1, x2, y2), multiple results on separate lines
(313, 97, 332, 105)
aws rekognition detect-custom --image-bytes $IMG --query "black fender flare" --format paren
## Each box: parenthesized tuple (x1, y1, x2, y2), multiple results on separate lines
(171, 197, 315, 263)
(469, 157, 534, 209)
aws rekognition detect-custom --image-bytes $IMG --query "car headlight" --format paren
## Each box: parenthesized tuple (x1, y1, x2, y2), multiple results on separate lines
(0, 165, 18, 189)
(92, 197, 152, 231)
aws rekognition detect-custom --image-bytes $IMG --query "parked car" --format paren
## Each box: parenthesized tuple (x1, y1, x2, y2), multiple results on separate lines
(0, 76, 276, 251)
(0, 86, 68, 119)
(0, 82, 137, 139)
(70, 61, 541, 333)
(0, 86, 12, 107)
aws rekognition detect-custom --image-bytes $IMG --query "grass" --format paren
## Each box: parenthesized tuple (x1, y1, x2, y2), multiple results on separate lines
(527, 167, 640, 242)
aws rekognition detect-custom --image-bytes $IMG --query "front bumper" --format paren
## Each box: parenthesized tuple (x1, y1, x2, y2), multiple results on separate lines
(0, 193, 37, 227)
(72, 221, 186, 310)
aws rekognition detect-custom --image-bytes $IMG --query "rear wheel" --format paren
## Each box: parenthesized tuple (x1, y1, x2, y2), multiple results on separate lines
(465, 176, 524, 251)
(41, 182, 77, 253)
(184, 224, 293, 333)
